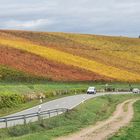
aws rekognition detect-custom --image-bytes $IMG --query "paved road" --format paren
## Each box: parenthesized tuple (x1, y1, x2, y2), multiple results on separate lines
(0, 92, 131, 128)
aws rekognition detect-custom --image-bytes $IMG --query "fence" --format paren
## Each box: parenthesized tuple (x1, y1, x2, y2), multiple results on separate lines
(0, 108, 69, 128)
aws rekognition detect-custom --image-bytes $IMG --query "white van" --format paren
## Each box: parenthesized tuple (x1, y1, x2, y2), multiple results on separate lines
(87, 87, 96, 94)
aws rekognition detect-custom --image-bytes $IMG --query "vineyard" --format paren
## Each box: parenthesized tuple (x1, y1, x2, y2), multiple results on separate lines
(0, 30, 140, 82)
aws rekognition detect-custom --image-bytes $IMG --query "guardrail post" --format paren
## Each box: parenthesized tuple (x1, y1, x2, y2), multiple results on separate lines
(5, 118, 8, 128)
(48, 111, 50, 118)
(23, 115, 26, 125)
(67, 109, 69, 113)
(56, 110, 58, 116)
(38, 112, 41, 121)
(63, 109, 68, 117)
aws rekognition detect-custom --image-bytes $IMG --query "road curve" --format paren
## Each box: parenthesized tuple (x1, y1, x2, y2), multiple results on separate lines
(0, 92, 131, 128)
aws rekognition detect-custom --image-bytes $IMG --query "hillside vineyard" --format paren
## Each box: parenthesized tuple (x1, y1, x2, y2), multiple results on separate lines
(0, 30, 140, 82)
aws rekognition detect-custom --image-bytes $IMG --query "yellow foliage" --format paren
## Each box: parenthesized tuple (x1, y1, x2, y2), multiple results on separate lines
(49, 32, 140, 74)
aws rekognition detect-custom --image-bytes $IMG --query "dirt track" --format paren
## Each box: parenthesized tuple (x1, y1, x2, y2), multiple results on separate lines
(56, 99, 138, 140)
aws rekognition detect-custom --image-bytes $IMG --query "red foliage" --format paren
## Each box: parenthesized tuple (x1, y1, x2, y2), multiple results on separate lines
(0, 46, 113, 81)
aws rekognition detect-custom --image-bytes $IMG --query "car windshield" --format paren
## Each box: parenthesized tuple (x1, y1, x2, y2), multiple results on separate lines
(88, 87, 95, 90)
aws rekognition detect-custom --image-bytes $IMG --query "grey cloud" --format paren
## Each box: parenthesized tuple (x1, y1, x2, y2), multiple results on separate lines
(0, 0, 140, 37)
(2, 19, 54, 30)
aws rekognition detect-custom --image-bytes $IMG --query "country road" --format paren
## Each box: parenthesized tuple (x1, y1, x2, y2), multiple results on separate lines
(0, 92, 130, 128)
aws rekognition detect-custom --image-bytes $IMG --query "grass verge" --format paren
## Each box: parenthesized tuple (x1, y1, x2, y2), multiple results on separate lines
(0, 82, 140, 96)
(0, 94, 140, 140)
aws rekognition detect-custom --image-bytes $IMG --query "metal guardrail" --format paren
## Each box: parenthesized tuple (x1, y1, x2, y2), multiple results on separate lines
(0, 108, 69, 128)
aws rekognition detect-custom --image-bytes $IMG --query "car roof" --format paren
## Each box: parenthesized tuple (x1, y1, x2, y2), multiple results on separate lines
(88, 87, 95, 89)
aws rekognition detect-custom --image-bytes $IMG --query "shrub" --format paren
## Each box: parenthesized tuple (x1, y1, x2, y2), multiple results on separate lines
(8, 125, 30, 137)
(105, 87, 115, 92)
(0, 94, 25, 109)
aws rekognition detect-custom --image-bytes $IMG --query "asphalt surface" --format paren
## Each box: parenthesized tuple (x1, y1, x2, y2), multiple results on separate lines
(0, 92, 131, 128)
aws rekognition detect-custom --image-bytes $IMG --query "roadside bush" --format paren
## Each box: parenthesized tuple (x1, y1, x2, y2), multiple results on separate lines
(23, 93, 38, 101)
(8, 125, 30, 137)
(28, 123, 41, 132)
(105, 87, 115, 92)
(0, 94, 25, 109)
(24, 92, 45, 101)
(44, 88, 86, 98)
(45, 91, 54, 98)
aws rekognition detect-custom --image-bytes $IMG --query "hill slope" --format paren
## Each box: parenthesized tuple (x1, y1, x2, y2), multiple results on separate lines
(0, 30, 140, 82)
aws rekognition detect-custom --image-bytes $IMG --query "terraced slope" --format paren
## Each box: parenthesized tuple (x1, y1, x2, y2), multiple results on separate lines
(0, 30, 140, 82)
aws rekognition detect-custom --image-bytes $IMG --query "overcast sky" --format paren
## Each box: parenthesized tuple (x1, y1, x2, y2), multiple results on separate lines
(0, 0, 140, 37)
